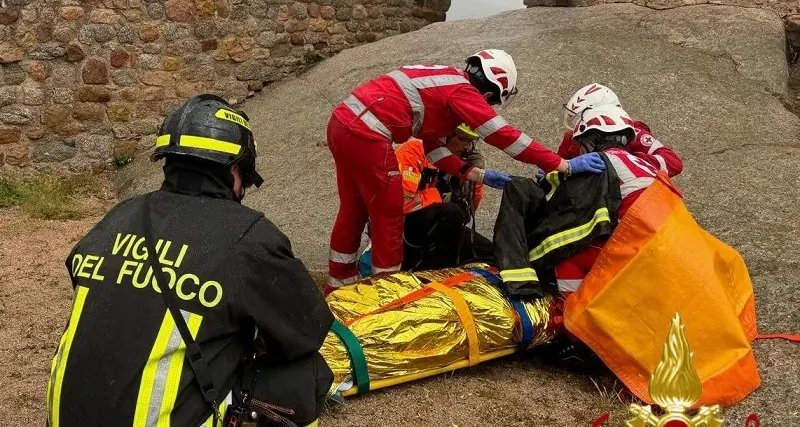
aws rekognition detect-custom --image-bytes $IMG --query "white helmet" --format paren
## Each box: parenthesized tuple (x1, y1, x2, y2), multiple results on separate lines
(563, 83, 621, 130)
(572, 104, 633, 139)
(465, 49, 518, 106)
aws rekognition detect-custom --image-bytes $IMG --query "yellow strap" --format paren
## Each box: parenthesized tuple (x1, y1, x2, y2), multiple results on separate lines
(429, 282, 480, 366)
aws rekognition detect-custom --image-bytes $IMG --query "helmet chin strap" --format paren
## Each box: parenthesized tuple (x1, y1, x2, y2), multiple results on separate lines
(604, 134, 628, 147)
(589, 134, 629, 153)
(465, 63, 482, 75)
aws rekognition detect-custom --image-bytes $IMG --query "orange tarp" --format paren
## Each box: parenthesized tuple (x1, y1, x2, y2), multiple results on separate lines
(564, 172, 760, 407)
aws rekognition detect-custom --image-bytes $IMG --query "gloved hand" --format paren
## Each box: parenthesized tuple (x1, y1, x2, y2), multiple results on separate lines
(535, 169, 545, 182)
(483, 169, 512, 189)
(567, 152, 606, 174)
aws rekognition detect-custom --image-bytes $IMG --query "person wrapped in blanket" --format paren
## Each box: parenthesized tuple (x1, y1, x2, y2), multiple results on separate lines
(358, 124, 497, 276)
(493, 86, 682, 366)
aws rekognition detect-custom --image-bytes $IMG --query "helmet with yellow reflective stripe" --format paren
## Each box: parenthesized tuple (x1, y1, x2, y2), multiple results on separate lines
(151, 94, 263, 188)
(454, 123, 480, 142)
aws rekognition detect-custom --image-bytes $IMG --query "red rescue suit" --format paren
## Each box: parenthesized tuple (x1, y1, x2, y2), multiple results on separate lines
(326, 64, 562, 289)
(557, 120, 683, 177)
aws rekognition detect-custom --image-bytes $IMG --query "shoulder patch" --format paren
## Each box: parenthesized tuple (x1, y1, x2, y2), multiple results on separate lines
(639, 134, 658, 147)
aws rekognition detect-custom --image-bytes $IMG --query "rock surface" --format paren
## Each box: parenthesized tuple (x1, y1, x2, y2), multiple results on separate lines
(525, 0, 800, 53)
(118, 5, 799, 425)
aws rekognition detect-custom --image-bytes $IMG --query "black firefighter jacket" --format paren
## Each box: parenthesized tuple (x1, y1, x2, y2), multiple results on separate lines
(492, 153, 622, 298)
(46, 163, 334, 427)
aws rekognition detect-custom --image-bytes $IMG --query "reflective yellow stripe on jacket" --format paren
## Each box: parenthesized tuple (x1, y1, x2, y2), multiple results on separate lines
(499, 267, 539, 283)
(46, 286, 90, 427)
(133, 310, 204, 427)
(528, 207, 611, 262)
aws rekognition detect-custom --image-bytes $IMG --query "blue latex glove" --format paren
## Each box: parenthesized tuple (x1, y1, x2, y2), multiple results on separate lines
(568, 152, 606, 174)
(535, 169, 545, 181)
(483, 169, 512, 189)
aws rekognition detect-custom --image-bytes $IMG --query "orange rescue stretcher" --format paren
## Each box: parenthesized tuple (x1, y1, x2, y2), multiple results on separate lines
(321, 172, 763, 408)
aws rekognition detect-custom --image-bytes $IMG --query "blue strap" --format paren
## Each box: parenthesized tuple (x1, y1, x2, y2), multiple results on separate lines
(510, 300, 534, 351)
(470, 268, 534, 351)
(469, 267, 501, 285)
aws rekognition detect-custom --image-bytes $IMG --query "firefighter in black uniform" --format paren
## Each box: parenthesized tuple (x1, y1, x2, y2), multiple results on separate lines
(46, 94, 334, 427)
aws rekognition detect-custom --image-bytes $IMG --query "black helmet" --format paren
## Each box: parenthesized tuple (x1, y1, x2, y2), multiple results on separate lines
(151, 94, 264, 188)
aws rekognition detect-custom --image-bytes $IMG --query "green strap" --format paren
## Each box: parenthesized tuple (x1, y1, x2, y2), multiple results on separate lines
(330, 320, 370, 394)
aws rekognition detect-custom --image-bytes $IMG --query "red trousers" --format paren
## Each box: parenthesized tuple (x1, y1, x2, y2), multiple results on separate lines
(549, 243, 605, 340)
(326, 116, 404, 289)
(554, 243, 604, 293)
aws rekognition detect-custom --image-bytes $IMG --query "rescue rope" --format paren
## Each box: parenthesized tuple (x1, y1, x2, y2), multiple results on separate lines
(754, 333, 800, 343)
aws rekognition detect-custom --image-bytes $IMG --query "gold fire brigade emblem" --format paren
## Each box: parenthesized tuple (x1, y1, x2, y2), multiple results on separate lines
(625, 313, 725, 427)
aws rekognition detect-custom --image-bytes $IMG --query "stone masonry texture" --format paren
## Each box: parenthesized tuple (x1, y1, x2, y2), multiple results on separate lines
(0, 0, 450, 174)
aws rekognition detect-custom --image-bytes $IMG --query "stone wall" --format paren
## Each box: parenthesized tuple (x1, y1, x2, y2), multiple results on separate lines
(0, 0, 450, 174)
(524, 0, 800, 52)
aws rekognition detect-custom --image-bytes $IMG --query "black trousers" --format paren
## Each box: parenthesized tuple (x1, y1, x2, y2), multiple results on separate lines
(491, 177, 549, 298)
(491, 172, 620, 299)
(229, 351, 332, 427)
(493, 178, 547, 276)
(401, 202, 494, 271)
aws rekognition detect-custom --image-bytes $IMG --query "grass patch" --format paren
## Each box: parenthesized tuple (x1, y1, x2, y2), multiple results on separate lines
(0, 174, 103, 220)
(113, 154, 134, 168)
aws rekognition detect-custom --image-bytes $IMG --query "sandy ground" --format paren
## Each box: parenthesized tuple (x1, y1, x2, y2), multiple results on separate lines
(0, 208, 102, 425)
(2, 204, 798, 427)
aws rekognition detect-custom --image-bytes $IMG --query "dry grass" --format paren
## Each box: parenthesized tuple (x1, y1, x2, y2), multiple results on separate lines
(0, 173, 110, 220)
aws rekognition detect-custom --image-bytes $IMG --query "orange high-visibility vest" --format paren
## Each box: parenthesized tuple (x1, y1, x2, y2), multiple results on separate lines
(396, 139, 483, 214)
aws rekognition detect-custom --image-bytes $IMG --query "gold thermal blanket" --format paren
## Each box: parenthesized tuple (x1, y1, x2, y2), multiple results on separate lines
(320, 265, 557, 396)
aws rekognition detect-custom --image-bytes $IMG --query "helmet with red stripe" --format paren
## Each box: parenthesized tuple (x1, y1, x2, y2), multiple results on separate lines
(562, 83, 621, 130)
(572, 105, 635, 153)
(464, 49, 518, 106)
(573, 104, 634, 138)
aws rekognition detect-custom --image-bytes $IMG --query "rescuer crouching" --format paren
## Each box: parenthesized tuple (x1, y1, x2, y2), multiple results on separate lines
(46, 94, 334, 427)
